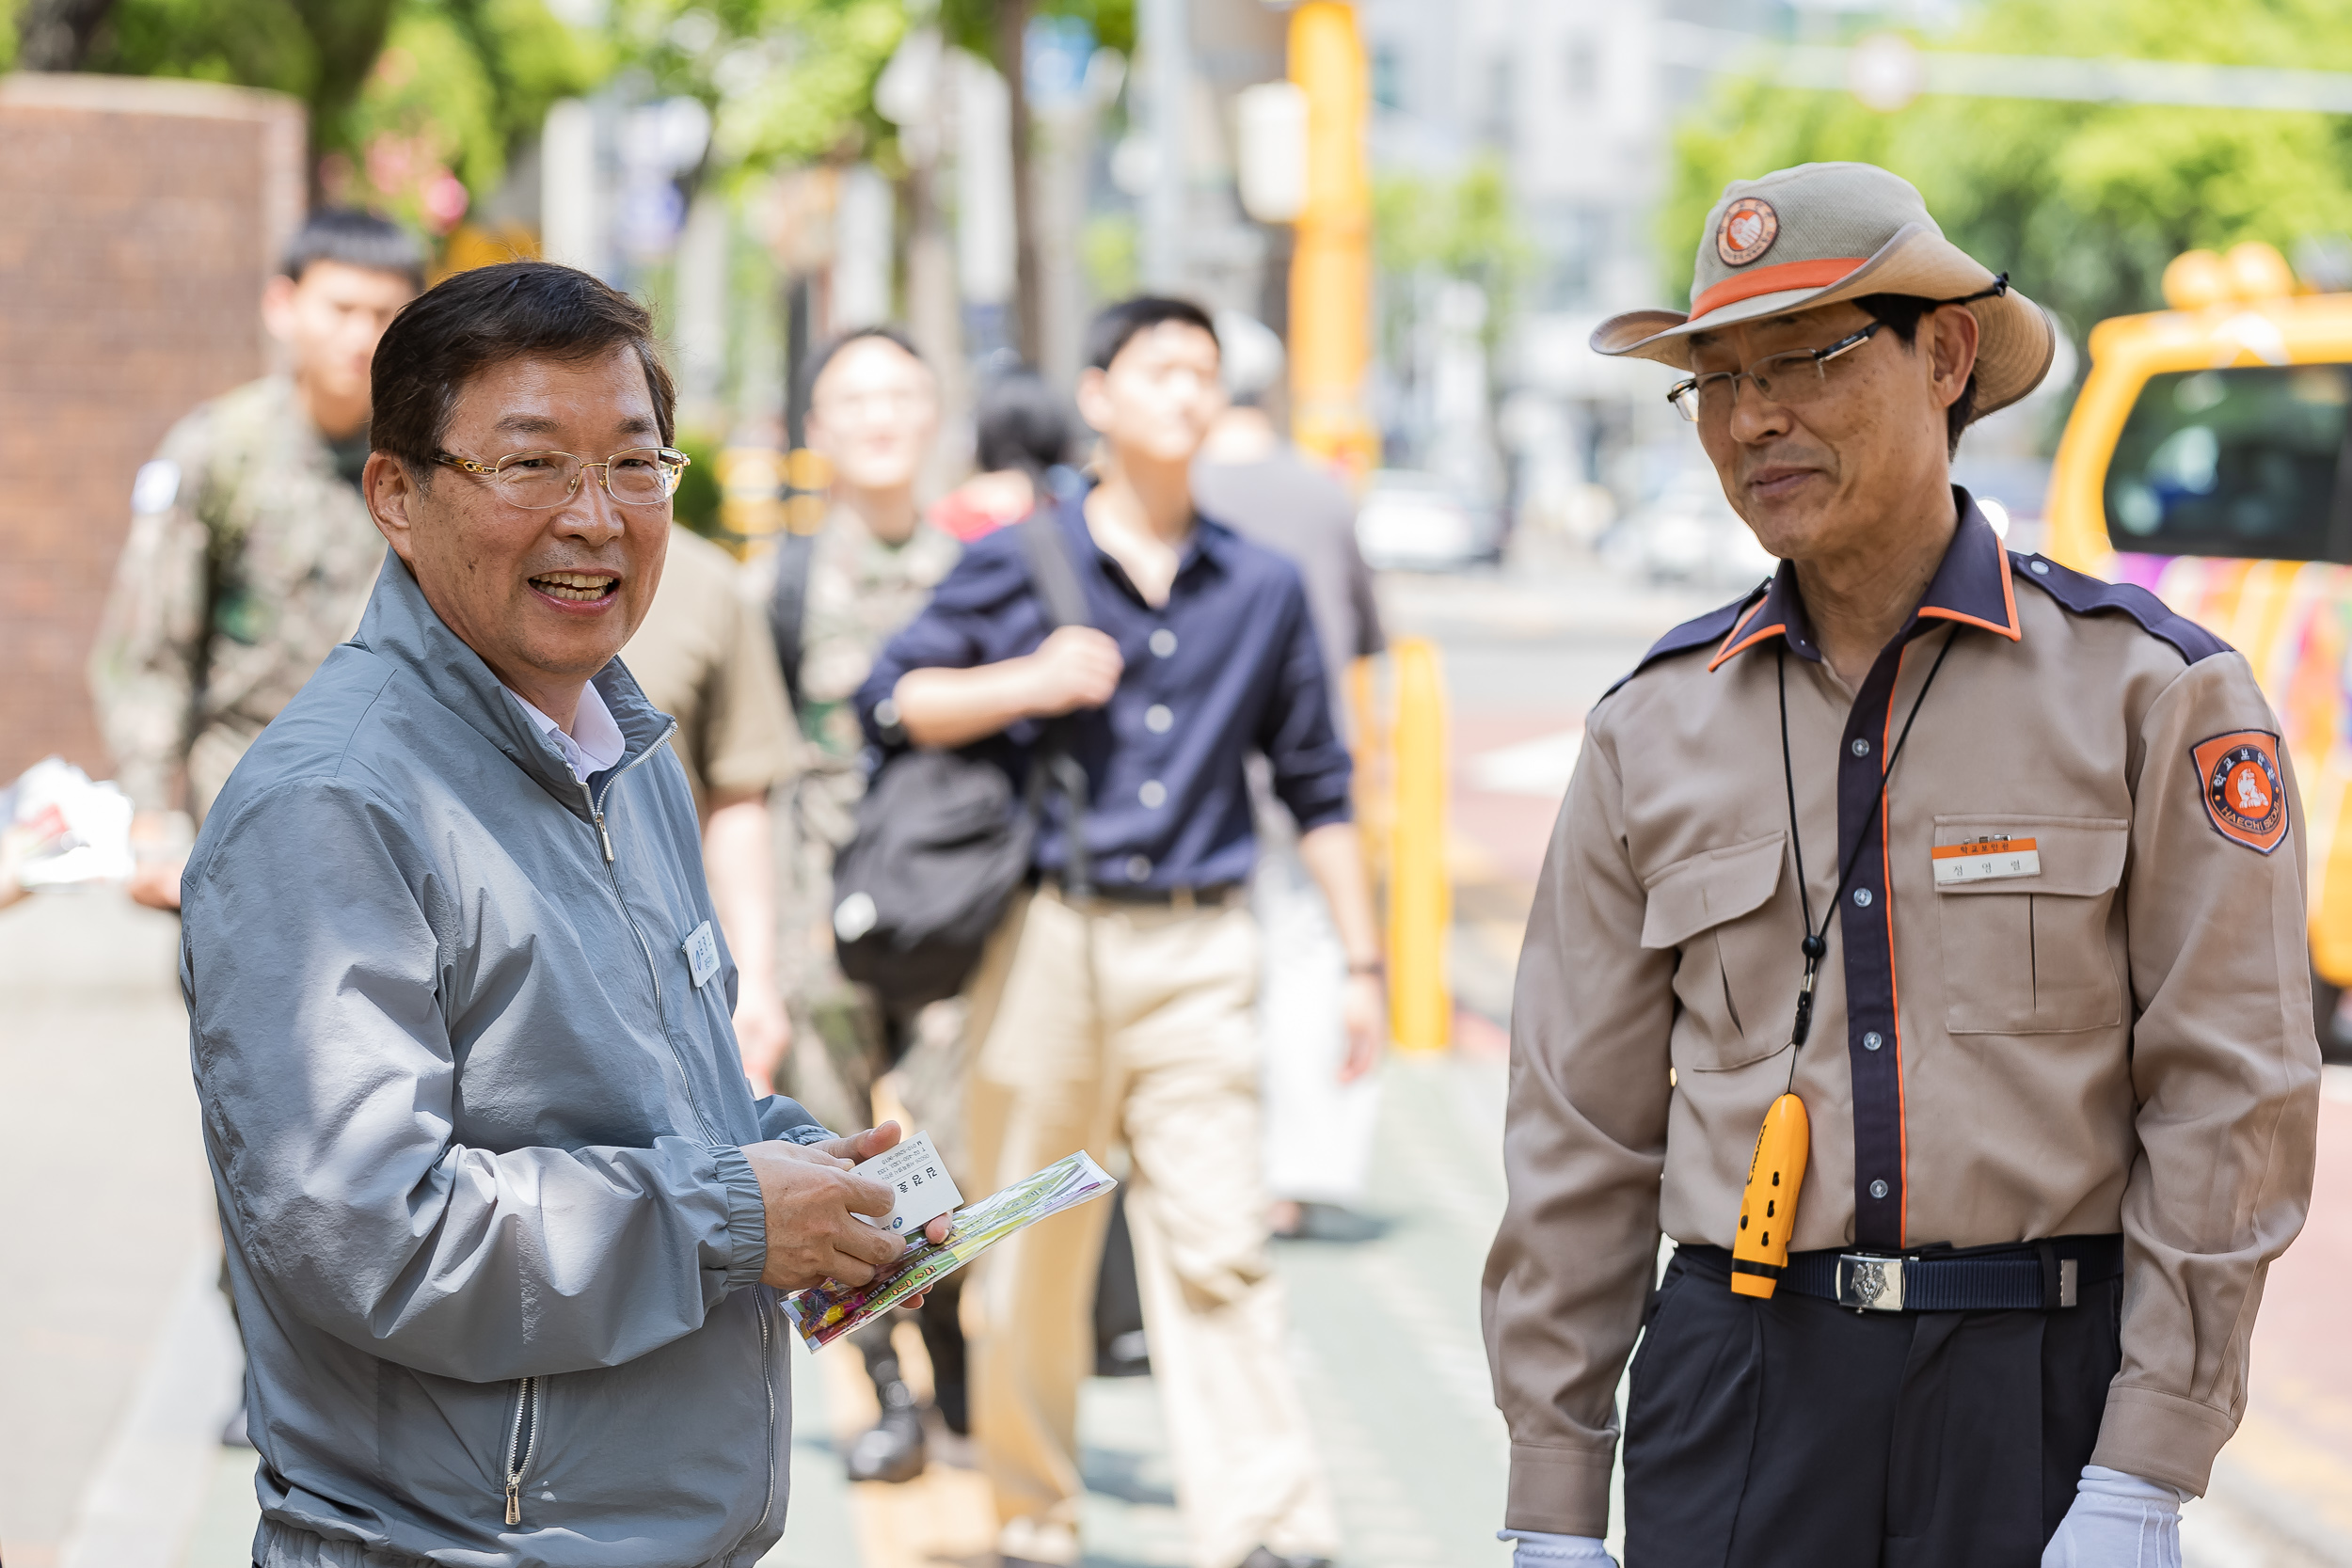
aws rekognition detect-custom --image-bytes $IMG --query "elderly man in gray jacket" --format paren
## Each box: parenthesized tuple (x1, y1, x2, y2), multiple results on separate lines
(181, 261, 946, 1568)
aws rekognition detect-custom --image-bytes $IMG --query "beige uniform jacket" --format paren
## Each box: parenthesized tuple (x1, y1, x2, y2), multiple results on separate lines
(621, 526, 801, 819)
(1483, 498, 2322, 1535)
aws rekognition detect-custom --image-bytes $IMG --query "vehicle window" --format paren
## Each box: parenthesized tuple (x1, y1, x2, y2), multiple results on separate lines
(2104, 365, 2352, 561)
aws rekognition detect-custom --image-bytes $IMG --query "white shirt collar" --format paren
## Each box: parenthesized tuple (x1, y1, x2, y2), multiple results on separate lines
(505, 680, 628, 783)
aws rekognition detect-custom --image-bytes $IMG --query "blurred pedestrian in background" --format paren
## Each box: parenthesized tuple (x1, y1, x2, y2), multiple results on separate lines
(1195, 310, 1388, 1242)
(865, 297, 1382, 1568)
(183, 258, 949, 1568)
(87, 209, 421, 910)
(1484, 163, 2321, 1568)
(752, 324, 970, 1482)
(929, 369, 1080, 542)
(620, 521, 803, 1093)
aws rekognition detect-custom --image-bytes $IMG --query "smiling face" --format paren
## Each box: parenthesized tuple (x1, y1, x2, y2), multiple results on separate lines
(1686, 300, 1976, 566)
(364, 344, 670, 716)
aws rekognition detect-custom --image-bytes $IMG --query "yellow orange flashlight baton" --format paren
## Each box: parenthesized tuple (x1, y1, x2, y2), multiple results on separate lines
(1729, 1092, 1809, 1299)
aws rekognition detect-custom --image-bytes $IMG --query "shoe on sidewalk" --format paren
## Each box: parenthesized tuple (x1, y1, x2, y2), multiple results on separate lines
(842, 1381, 926, 1483)
(1238, 1549, 1333, 1568)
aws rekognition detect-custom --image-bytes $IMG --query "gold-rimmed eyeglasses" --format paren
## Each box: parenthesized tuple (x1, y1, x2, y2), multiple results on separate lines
(1666, 321, 1885, 423)
(436, 447, 691, 509)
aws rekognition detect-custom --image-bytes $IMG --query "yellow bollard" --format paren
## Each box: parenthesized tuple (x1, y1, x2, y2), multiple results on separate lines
(1287, 1, 1381, 486)
(1388, 637, 1451, 1052)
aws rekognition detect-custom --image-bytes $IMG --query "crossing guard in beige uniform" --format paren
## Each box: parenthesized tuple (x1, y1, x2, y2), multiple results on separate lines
(1483, 164, 2322, 1568)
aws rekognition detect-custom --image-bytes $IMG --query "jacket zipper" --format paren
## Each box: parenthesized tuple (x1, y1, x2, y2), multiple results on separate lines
(502, 1376, 540, 1526)
(580, 722, 721, 1146)
(580, 725, 781, 1555)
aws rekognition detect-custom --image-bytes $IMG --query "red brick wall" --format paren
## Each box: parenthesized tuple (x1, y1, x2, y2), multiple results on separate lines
(0, 73, 304, 784)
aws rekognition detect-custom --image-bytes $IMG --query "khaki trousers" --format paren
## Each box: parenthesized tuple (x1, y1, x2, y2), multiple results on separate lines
(963, 886, 1341, 1568)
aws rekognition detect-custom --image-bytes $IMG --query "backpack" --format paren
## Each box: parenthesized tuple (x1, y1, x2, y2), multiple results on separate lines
(827, 513, 1093, 1009)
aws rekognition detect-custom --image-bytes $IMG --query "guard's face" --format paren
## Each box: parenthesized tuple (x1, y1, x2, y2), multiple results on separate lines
(1078, 322, 1222, 467)
(263, 260, 416, 417)
(806, 337, 939, 493)
(1686, 300, 1977, 565)
(365, 345, 670, 700)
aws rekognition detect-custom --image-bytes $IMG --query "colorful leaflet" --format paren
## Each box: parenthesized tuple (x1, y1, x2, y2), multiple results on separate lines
(782, 1150, 1118, 1350)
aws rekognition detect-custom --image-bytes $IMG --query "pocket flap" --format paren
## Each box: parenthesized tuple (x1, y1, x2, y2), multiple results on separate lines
(1640, 832, 1787, 950)
(1931, 816, 2127, 897)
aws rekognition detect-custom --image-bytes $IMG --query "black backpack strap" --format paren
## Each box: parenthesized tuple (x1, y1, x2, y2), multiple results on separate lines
(1016, 511, 1096, 896)
(766, 530, 818, 708)
(1019, 508, 1092, 629)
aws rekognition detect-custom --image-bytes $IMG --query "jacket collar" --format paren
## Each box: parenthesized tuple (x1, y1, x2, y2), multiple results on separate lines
(1709, 487, 2018, 671)
(353, 552, 675, 814)
(1056, 482, 1240, 589)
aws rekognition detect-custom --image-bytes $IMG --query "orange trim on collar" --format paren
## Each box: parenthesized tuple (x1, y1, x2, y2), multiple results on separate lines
(1916, 541, 2022, 641)
(1690, 258, 1868, 323)
(1708, 601, 1786, 671)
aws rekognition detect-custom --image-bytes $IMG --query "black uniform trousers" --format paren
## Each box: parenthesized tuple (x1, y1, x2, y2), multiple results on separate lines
(1622, 1244, 2121, 1568)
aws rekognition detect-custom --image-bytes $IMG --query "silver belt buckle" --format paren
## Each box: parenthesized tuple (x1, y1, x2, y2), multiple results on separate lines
(1836, 1253, 1907, 1312)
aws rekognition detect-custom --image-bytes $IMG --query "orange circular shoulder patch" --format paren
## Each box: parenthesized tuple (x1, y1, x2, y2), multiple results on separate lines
(2191, 730, 2288, 854)
(1717, 198, 1780, 268)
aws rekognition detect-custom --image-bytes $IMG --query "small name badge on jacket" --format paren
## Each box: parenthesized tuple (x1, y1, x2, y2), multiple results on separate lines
(684, 921, 721, 988)
(1931, 837, 2040, 886)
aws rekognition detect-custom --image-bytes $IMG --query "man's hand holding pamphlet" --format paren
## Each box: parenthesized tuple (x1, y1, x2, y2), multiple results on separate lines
(784, 1147, 1117, 1350)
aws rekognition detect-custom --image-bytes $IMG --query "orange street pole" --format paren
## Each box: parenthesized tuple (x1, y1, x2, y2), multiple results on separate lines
(1287, 1, 1380, 486)
(1388, 637, 1450, 1052)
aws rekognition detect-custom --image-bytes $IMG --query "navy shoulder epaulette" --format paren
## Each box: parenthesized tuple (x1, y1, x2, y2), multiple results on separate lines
(2009, 551, 2231, 665)
(1597, 581, 1771, 706)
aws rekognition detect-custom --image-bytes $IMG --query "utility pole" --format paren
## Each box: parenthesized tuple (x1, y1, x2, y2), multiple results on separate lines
(1139, 0, 1189, 291)
(1287, 1, 1378, 482)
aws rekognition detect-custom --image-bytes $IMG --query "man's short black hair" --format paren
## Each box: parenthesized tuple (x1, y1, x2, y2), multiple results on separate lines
(976, 370, 1076, 476)
(1855, 293, 1979, 457)
(281, 208, 427, 292)
(799, 325, 928, 412)
(369, 261, 676, 474)
(1085, 296, 1219, 372)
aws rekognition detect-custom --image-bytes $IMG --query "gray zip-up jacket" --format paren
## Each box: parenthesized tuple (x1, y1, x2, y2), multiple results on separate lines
(182, 554, 830, 1568)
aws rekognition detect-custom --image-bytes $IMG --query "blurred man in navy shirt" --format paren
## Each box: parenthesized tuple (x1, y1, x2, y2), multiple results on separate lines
(861, 298, 1381, 1568)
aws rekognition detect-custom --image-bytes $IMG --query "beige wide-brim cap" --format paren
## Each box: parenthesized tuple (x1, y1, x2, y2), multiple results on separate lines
(1595, 161, 2057, 420)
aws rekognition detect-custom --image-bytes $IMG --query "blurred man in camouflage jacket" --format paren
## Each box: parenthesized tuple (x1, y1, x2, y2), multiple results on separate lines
(750, 325, 965, 1483)
(88, 210, 422, 910)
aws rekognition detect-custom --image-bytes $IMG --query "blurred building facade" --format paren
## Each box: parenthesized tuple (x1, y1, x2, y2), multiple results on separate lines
(0, 74, 305, 785)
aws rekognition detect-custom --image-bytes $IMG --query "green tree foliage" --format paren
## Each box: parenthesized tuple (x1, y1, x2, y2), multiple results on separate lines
(1374, 154, 1534, 366)
(63, 0, 596, 225)
(1668, 0, 2352, 335)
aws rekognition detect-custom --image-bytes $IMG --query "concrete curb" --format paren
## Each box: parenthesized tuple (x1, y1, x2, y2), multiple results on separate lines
(57, 1243, 243, 1568)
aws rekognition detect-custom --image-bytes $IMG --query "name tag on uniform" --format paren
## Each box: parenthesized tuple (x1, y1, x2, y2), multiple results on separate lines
(1931, 837, 2041, 886)
(684, 920, 721, 988)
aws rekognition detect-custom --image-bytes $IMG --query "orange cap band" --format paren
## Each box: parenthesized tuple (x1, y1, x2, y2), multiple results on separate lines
(1690, 258, 1867, 323)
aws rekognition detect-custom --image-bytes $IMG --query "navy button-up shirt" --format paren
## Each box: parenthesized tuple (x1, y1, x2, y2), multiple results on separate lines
(857, 486, 1354, 891)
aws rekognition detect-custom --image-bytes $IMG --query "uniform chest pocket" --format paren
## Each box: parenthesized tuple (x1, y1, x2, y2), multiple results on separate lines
(1933, 816, 2127, 1035)
(1642, 832, 1794, 1072)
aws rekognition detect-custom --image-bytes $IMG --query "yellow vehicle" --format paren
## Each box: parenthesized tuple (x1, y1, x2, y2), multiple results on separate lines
(2043, 242, 2352, 1050)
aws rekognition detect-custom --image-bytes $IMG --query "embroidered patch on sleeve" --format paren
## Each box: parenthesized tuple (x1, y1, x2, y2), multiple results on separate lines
(2191, 730, 2288, 854)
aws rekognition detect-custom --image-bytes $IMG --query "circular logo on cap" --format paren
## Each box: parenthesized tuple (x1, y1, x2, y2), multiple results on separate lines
(1716, 198, 1779, 268)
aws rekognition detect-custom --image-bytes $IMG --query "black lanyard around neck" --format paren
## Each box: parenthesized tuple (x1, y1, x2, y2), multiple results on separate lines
(1773, 632, 1958, 1077)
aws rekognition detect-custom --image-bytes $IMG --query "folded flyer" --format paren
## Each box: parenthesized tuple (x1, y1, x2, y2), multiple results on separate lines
(782, 1149, 1117, 1350)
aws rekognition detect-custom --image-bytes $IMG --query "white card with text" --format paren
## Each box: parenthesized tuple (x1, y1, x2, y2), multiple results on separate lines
(852, 1131, 964, 1234)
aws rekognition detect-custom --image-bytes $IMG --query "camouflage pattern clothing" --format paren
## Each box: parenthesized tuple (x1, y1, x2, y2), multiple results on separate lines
(743, 502, 961, 1135)
(88, 375, 385, 821)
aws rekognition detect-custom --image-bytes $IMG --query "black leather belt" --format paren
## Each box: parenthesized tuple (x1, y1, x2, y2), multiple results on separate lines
(1036, 875, 1244, 910)
(1688, 1234, 2123, 1312)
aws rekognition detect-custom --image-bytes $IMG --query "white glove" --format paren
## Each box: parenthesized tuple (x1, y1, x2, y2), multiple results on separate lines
(2040, 1466, 2186, 1568)
(1498, 1528, 1617, 1565)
